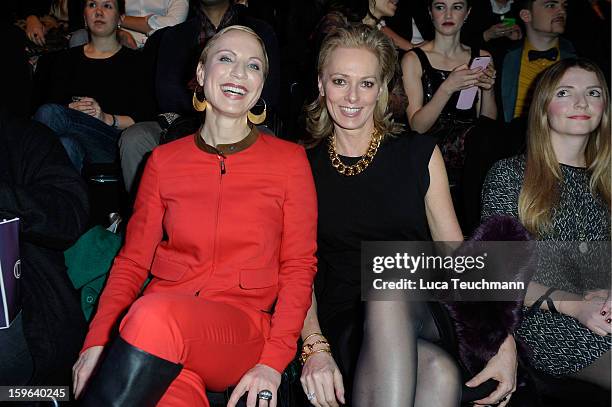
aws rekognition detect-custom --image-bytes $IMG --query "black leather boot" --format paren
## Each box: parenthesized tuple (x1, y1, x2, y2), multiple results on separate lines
(79, 337, 183, 407)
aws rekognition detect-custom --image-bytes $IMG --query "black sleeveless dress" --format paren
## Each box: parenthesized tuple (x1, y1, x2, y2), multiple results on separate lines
(308, 132, 436, 393)
(411, 47, 480, 178)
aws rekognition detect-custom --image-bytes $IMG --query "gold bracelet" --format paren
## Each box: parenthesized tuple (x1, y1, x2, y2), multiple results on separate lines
(300, 348, 332, 365)
(302, 339, 329, 353)
(303, 332, 326, 344)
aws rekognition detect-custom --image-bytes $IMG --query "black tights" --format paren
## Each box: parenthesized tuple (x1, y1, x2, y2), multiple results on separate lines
(571, 350, 611, 390)
(350, 301, 462, 407)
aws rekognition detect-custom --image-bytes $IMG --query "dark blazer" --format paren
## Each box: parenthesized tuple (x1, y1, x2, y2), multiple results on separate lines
(0, 113, 88, 384)
(500, 37, 576, 122)
(143, 11, 280, 115)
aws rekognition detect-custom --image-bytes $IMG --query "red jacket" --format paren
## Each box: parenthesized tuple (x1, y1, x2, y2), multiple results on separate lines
(83, 129, 318, 373)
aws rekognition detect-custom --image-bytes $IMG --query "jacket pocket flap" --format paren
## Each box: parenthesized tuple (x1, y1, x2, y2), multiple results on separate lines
(150, 255, 188, 281)
(239, 267, 278, 289)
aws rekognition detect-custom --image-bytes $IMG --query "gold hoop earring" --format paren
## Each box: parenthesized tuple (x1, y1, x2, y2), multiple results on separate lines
(192, 89, 207, 112)
(247, 99, 267, 124)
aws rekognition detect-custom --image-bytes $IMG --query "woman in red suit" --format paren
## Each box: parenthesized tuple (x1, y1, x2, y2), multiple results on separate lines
(72, 25, 318, 407)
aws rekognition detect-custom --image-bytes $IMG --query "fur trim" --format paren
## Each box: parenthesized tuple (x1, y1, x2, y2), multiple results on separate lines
(443, 215, 534, 375)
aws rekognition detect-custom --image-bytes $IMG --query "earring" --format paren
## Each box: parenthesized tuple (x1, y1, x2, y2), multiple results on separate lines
(192, 89, 207, 112)
(247, 99, 267, 124)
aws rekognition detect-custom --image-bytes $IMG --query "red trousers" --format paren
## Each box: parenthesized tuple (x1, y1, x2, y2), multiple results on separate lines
(118, 293, 266, 406)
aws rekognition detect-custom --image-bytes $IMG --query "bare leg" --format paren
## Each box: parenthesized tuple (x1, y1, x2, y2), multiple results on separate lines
(352, 301, 461, 407)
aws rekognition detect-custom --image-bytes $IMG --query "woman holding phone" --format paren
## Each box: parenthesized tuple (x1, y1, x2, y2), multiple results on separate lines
(401, 0, 496, 232)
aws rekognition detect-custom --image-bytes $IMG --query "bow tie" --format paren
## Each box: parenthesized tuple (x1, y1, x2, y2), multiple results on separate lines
(528, 47, 559, 62)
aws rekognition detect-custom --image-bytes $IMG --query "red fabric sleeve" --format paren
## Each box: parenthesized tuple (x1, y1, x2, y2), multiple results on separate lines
(257, 145, 318, 372)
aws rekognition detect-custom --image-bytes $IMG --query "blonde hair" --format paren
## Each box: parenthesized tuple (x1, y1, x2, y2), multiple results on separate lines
(519, 58, 611, 235)
(305, 24, 403, 141)
(199, 25, 269, 78)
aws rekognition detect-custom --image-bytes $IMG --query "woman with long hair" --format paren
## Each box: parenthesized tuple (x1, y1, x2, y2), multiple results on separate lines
(482, 58, 611, 388)
(401, 0, 497, 232)
(71, 25, 318, 406)
(300, 24, 517, 407)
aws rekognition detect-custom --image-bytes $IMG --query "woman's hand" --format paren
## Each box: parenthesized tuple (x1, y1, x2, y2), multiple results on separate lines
(440, 64, 486, 95)
(72, 345, 104, 399)
(301, 352, 345, 407)
(69, 97, 111, 124)
(476, 63, 496, 91)
(465, 334, 517, 407)
(228, 364, 282, 407)
(117, 29, 138, 49)
(25, 15, 46, 46)
(584, 289, 612, 322)
(563, 293, 612, 336)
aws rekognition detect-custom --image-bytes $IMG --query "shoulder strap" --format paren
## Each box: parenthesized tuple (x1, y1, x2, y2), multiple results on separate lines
(411, 47, 433, 72)
(469, 46, 480, 63)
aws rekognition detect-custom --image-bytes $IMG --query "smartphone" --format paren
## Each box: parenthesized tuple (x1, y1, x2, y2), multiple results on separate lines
(501, 17, 516, 27)
(456, 56, 491, 110)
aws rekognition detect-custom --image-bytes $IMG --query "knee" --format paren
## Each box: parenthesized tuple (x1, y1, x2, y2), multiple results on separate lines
(33, 104, 68, 131)
(118, 122, 160, 157)
(121, 295, 175, 332)
(421, 350, 462, 389)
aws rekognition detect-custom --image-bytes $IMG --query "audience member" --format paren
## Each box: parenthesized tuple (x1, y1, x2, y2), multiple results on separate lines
(482, 58, 611, 389)
(118, 0, 189, 48)
(33, 0, 154, 172)
(16, 0, 84, 57)
(386, 0, 434, 48)
(301, 25, 517, 407)
(462, 0, 522, 67)
(500, 0, 574, 123)
(72, 26, 317, 406)
(401, 0, 497, 232)
(0, 110, 89, 386)
(118, 0, 280, 194)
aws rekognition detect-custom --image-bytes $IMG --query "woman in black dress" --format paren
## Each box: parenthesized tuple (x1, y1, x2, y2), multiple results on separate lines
(299, 25, 517, 407)
(401, 0, 497, 233)
(32, 0, 153, 172)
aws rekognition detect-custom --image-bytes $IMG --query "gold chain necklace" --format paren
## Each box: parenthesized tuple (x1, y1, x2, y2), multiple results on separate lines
(327, 129, 383, 176)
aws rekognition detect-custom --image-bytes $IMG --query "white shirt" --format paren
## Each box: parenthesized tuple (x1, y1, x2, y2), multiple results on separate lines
(411, 18, 424, 45)
(490, 0, 514, 15)
(124, 0, 189, 47)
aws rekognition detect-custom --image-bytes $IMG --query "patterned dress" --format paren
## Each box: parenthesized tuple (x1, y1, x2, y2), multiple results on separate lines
(481, 155, 611, 375)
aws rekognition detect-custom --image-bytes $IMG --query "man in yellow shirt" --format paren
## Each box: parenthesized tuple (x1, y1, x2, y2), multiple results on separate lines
(500, 0, 576, 122)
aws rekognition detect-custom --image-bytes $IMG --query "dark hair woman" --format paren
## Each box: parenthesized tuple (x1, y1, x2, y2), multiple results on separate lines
(32, 0, 153, 173)
(401, 0, 497, 233)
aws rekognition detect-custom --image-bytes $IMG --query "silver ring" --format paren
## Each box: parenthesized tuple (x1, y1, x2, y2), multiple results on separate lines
(257, 389, 273, 400)
(307, 391, 316, 401)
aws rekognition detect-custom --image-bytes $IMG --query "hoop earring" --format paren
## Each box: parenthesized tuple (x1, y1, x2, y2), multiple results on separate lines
(192, 89, 207, 112)
(247, 99, 267, 124)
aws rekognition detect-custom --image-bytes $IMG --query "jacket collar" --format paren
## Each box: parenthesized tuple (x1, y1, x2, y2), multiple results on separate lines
(194, 125, 259, 156)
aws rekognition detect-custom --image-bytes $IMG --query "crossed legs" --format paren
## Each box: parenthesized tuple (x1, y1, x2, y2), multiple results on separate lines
(352, 301, 461, 407)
